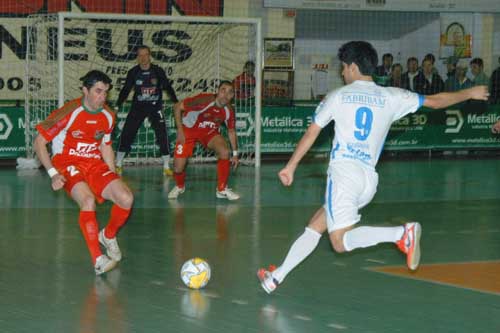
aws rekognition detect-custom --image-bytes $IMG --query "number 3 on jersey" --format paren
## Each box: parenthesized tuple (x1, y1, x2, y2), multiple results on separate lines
(354, 107, 373, 141)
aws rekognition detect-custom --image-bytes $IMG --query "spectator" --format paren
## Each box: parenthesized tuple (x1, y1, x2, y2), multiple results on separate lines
(469, 58, 489, 86)
(414, 58, 444, 94)
(443, 55, 458, 83)
(374, 53, 393, 86)
(490, 56, 500, 104)
(388, 63, 404, 88)
(445, 60, 472, 92)
(233, 60, 256, 100)
(402, 57, 419, 91)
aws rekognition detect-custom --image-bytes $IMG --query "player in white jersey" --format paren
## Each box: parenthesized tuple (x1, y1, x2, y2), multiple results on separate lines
(257, 41, 489, 294)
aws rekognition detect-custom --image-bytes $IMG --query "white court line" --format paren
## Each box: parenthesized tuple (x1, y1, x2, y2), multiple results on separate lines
(231, 299, 248, 305)
(293, 314, 312, 321)
(332, 262, 347, 266)
(365, 258, 385, 264)
(327, 323, 347, 329)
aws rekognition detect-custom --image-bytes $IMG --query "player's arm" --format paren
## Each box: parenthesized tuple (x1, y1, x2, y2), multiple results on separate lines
(158, 67, 179, 103)
(492, 120, 500, 134)
(33, 134, 66, 191)
(424, 85, 489, 109)
(100, 142, 116, 173)
(279, 123, 322, 186)
(115, 68, 135, 109)
(173, 100, 186, 143)
(227, 128, 239, 169)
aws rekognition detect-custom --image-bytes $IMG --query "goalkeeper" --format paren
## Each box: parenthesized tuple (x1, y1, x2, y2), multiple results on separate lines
(114, 45, 178, 176)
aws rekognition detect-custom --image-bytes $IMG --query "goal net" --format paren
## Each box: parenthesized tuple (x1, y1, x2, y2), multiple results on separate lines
(24, 12, 261, 167)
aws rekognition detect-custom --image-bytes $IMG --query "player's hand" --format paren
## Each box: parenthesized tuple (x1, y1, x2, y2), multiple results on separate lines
(231, 156, 239, 170)
(51, 174, 66, 191)
(278, 167, 294, 186)
(176, 131, 185, 144)
(492, 121, 500, 134)
(469, 85, 489, 101)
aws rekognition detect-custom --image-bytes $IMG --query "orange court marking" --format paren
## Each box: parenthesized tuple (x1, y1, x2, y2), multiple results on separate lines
(369, 261, 500, 295)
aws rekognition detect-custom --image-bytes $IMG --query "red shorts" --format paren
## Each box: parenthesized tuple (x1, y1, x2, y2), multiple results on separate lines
(52, 156, 120, 203)
(174, 128, 220, 158)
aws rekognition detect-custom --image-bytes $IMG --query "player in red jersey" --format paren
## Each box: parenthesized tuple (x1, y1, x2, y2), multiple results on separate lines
(34, 70, 134, 275)
(168, 80, 240, 200)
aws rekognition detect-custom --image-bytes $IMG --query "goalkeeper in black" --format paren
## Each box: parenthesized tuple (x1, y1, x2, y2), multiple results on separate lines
(115, 45, 178, 176)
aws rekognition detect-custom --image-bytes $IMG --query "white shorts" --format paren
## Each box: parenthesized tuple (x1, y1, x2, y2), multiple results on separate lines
(324, 161, 378, 233)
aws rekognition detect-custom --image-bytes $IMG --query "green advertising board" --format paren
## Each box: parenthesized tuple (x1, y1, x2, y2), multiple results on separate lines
(1, 103, 499, 159)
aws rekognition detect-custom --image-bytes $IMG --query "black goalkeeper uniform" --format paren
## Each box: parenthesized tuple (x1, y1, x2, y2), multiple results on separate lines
(116, 64, 178, 155)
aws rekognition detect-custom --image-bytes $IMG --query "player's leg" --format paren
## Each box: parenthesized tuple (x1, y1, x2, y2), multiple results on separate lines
(70, 182, 116, 274)
(327, 162, 421, 270)
(207, 134, 239, 200)
(168, 138, 193, 199)
(148, 107, 173, 176)
(115, 107, 147, 173)
(258, 208, 326, 294)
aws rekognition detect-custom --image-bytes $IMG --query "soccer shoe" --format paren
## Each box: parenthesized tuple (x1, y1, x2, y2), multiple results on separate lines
(257, 266, 279, 294)
(163, 167, 174, 177)
(396, 222, 422, 271)
(99, 229, 122, 262)
(115, 165, 123, 175)
(216, 188, 240, 201)
(94, 255, 117, 275)
(168, 186, 185, 199)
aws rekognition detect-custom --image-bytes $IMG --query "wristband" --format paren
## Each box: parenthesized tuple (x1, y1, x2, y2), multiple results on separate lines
(232, 150, 238, 157)
(47, 167, 58, 178)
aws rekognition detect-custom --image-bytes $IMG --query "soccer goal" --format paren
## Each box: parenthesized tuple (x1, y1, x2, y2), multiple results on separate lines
(23, 12, 262, 167)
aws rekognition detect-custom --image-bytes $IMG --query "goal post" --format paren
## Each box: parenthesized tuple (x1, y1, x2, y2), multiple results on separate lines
(24, 12, 262, 168)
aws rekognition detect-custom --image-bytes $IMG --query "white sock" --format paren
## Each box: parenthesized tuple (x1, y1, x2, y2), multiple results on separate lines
(342, 226, 404, 252)
(162, 155, 171, 168)
(272, 227, 322, 284)
(116, 152, 126, 167)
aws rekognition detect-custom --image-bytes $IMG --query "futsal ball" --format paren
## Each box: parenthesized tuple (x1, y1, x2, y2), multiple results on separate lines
(180, 258, 211, 289)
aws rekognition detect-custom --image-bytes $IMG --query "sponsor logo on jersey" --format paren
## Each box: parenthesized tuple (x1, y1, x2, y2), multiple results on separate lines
(72, 130, 84, 139)
(69, 142, 100, 159)
(86, 120, 97, 124)
(94, 130, 105, 140)
(198, 121, 216, 129)
(136, 80, 143, 85)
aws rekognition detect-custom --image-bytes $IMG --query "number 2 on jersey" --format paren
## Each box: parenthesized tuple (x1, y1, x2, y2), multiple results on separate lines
(354, 107, 373, 141)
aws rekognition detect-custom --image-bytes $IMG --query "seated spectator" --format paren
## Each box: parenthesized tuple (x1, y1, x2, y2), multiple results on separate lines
(374, 53, 393, 86)
(388, 63, 404, 88)
(414, 58, 444, 94)
(469, 58, 489, 86)
(445, 60, 472, 92)
(490, 56, 500, 104)
(402, 57, 419, 91)
(443, 55, 458, 83)
(233, 60, 256, 100)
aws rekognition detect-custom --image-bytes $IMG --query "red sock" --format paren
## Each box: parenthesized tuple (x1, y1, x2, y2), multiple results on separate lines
(217, 159, 230, 191)
(174, 171, 186, 188)
(78, 211, 101, 264)
(104, 204, 131, 239)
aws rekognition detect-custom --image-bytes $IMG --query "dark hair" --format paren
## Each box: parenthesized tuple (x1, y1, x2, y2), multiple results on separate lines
(137, 45, 151, 53)
(391, 63, 403, 72)
(244, 60, 255, 68)
(80, 70, 112, 90)
(424, 53, 435, 64)
(382, 53, 393, 61)
(219, 80, 233, 89)
(470, 58, 483, 67)
(407, 57, 418, 65)
(337, 41, 378, 76)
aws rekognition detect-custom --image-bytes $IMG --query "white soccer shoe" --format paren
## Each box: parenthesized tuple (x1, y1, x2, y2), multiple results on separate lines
(168, 186, 185, 199)
(99, 229, 122, 262)
(216, 187, 240, 201)
(257, 266, 279, 294)
(94, 255, 117, 275)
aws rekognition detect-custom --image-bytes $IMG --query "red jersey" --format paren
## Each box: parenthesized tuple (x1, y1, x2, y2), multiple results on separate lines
(36, 97, 115, 161)
(181, 93, 235, 132)
(233, 72, 255, 99)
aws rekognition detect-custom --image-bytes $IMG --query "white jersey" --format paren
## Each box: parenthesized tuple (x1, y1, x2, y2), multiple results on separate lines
(314, 80, 425, 169)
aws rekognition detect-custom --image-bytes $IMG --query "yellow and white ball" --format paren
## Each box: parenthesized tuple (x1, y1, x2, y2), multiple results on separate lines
(180, 258, 211, 289)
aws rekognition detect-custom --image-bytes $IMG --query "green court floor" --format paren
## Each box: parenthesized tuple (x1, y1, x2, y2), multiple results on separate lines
(1, 158, 500, 332)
